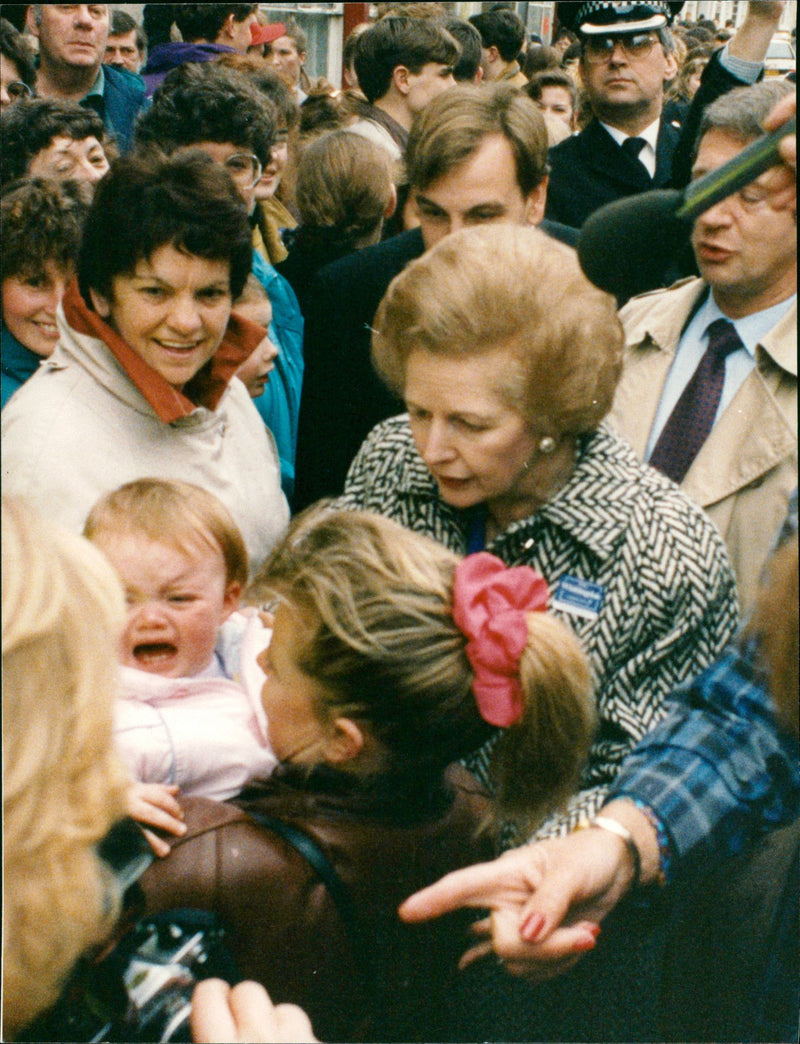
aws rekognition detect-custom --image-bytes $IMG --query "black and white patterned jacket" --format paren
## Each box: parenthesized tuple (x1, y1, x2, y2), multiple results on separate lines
(338, 417, 739, 841)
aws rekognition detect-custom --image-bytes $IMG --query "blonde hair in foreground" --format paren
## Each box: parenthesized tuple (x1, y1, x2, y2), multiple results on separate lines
(2, 498, 130, 1039)
(251, 506, 597, 833)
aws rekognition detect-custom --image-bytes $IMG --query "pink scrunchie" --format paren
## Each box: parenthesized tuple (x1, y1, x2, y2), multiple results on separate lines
(453, 552, 549, 727)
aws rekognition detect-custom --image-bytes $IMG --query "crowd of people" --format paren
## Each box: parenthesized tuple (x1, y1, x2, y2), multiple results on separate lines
(1, 2, 797, 1041)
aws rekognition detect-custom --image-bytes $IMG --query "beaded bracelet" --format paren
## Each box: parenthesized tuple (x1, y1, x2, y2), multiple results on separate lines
(630, 798, 672, 886)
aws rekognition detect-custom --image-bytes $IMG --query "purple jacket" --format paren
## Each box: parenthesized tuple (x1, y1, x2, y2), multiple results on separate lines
(141, 41, 236, 96)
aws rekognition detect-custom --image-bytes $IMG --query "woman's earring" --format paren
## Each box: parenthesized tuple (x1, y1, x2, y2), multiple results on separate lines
(538, 436, 557, 455)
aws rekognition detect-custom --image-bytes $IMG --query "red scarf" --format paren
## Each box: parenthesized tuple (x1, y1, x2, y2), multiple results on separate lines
(62, 280, 266, 423)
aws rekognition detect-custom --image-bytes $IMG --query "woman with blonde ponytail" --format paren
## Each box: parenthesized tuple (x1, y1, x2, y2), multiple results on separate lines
(140, 505, 596, 1042)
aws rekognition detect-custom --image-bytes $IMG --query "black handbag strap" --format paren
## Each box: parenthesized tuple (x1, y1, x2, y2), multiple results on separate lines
(246, 811, 378, 998)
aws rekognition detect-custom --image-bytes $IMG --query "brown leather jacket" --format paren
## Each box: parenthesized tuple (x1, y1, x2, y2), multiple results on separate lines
(141, 763, 493, 1042)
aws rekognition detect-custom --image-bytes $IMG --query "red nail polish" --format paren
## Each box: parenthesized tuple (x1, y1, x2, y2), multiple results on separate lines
(587, 923, 601, 938)
(520, 912, 545, 942)
(573, 935, 597, 953)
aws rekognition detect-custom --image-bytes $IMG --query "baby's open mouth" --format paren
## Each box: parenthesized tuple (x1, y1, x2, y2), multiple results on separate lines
(134, 642, 177, 665)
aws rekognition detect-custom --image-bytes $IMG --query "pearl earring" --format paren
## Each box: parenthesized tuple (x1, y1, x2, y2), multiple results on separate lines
(538, 436, 557, 455)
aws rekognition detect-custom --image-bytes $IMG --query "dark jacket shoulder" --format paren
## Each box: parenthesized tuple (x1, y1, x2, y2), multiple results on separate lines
(312, 226, 425, 298)
(546, 118, 679, 228)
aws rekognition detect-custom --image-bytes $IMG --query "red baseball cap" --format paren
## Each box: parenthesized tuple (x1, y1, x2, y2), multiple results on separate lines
(250, 21, 287, 46)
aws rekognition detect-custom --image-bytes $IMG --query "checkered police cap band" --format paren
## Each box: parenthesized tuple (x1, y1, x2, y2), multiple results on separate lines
(557, 2, 683, 36)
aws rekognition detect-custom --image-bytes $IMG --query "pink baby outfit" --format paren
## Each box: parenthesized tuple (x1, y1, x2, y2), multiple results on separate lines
(114, 612, 278, 801)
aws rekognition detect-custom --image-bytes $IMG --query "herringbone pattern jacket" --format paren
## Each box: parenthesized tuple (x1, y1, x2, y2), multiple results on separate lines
(338, 418, 739, 842)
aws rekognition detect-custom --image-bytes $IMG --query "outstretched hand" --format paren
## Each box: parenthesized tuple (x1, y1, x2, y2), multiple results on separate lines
(399, 827, 635, 983)
(190, 980, 318, 1043)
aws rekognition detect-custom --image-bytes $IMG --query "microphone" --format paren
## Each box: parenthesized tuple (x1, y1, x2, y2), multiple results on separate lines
(577, 116, 796, 300)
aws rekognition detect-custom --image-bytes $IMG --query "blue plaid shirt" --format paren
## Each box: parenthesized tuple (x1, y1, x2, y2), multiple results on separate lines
(610, 492, 799, 881)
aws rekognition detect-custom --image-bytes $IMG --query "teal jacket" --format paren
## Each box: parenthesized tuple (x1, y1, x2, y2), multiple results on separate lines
(1, 323, 42, 409)
(250, 251, 304, 500)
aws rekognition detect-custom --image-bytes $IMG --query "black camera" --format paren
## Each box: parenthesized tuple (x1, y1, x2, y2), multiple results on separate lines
(19, 819, 238, 1043)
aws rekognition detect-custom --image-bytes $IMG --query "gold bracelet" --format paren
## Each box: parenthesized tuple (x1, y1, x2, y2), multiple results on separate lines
(587, 815, 642, 891)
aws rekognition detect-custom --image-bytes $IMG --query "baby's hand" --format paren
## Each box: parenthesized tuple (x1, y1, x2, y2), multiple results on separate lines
(127, 782, 187, 858)
(239, 604, 275, 629)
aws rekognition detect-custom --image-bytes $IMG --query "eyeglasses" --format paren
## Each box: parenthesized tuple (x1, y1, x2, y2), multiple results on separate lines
(4, 80, 33, 100)
(582, 32, 658, 64)
(223, 152, 263, 190)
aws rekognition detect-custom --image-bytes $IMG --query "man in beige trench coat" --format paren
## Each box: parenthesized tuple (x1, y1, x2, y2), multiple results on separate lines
(610, 81, 796, 609)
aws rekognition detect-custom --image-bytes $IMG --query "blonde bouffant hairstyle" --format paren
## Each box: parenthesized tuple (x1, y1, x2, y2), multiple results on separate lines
(250, 506, 596, 834)
(2, 498, 130, 1039)
(372, 224, 624, 436)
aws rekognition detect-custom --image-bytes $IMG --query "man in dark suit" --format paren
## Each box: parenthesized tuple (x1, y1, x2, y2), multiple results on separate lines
(294, 84, 577, 511)
(545, 1, 684, 228)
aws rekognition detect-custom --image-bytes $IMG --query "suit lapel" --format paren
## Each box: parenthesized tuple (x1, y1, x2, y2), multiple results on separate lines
(684, 366, 796, 508)
(653, 118, 679, 187)
(580, 119, 653, 190)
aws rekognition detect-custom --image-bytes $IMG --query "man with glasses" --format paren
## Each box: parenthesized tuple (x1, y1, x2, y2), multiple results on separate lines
(545, 1, 683, 229)
(546, 1, 789, 230)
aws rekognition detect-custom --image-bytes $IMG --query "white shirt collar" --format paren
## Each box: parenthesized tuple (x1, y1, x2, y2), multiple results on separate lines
(600, 116, 661, 150)
(601, 117, 660, 176)
(701, 291, 797, 359)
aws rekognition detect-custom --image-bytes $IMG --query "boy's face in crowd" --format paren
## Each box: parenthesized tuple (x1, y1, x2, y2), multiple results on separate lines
(93, 529, 241, 678)
(2, 261, 71, 357)
(255, 128, 289, 201)
(405, 62, 456, 115)
(228, 11, 260, 54)
(413, 133, 546, 250)
(269, 36, 305, 87)
(234, 295, 279, 399)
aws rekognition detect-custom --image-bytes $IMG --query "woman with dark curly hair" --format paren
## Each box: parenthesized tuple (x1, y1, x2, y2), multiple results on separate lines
(0, 97, 111, 190)
(1, 178, 90, 407)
